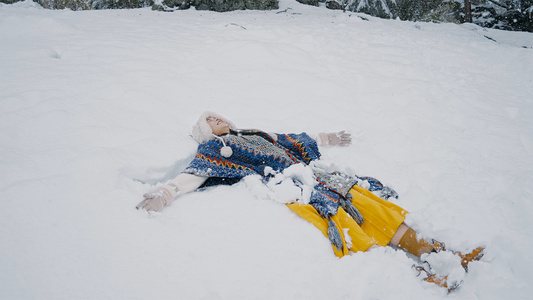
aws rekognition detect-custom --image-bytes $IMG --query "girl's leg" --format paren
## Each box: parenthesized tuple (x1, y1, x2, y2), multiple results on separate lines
(390, 222, 484, 270)
(389, 223, 409, 247)
(391, 222, 484, 292)
(390, 223, 443, 257)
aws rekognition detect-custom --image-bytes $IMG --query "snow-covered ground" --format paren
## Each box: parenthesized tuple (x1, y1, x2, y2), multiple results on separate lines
(1, 1, 533, 299)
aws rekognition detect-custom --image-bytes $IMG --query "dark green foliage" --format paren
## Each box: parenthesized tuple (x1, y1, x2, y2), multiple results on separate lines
(36, 0, 91, 10)
(191, 0, 277, 12)
(345, 0, 393, 18)
(472, 5, 499, 27)
(162, 0, 190, 9)
(5, 0, 275, 11)
(326, 0, 344, 10)
(420, 1, 462, 23)
(323, 0, 532, 32)
(297, 0, 319, 7)
(395, 0, 454, 21)
(33, 0, 153, 9)
(473, 0, 533, 31)
(93, 0, 154, 9)
(326, 0, 453, 21)
(4, 0, 531, 32)
(0, 0, 24, 4)
(153, 0, 277, 11)
(496, 9, 533, 31)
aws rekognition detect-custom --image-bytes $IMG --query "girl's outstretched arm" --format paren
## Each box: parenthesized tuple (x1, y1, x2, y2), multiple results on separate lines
(136, 173, 208, 212)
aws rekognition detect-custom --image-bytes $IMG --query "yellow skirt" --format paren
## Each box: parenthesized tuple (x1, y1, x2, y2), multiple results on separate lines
(286, 185, 408, 258)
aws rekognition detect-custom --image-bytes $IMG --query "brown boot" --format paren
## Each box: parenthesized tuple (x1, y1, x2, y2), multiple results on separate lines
(414, 266, 461, 293)
(396, 228, 444, 257)
(454, 246, 485, 271)
(397, 228, 484, 271)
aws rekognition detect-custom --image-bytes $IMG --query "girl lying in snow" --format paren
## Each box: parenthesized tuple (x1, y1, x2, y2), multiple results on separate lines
(136, 111, 484, 291)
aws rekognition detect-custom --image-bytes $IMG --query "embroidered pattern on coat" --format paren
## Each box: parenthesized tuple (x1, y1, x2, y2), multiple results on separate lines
(183, 132, 353, 217)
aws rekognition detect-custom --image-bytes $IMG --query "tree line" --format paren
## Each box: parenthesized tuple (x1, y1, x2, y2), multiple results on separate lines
(2, 0, 532, 32)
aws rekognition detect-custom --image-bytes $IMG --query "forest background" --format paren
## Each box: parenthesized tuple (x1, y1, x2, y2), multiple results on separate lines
(2, 0, 532, 32)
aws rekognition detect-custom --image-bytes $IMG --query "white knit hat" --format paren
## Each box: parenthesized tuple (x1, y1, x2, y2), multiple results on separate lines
(191, 111, 237, 144)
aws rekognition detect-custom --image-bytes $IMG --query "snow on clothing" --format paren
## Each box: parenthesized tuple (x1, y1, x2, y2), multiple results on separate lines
(288, 185, 407, 257)
(183, 131, 356, 218)
(182, 130, 407, 257)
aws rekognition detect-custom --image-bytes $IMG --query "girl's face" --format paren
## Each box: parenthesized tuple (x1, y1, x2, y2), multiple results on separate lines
(206, 116, 230, 135)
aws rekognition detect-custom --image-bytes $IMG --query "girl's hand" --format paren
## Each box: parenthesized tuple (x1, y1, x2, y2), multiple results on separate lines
(319, 131, 352, 147)
(136, 187, 174, 212)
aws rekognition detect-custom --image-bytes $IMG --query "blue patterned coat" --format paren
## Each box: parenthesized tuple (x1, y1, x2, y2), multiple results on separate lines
(183, 132, 359, 217)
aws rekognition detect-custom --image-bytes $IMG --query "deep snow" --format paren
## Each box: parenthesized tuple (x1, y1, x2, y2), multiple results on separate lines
(1, 1, 533, 299)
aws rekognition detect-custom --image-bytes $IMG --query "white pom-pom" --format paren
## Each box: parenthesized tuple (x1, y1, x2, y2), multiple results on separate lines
(220, 146, 233, 158)
(269, 132, 278, 141)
